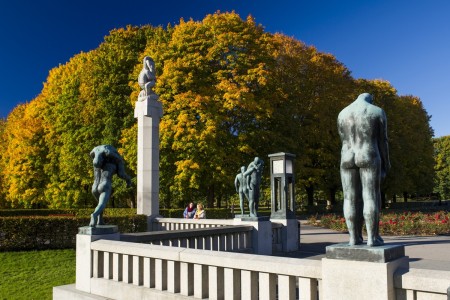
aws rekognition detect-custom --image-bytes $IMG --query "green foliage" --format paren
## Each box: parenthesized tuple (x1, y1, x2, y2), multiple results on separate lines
(0, 249, 75, 299)
(434, 136, 450, 199)
(0, 214, 146, 251)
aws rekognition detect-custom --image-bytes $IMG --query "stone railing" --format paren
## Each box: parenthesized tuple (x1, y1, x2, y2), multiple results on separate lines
(88, 239, 321, 299)
(151, 217, 235, 231)
(395, 268, 450, 299)
(151, 217, 298, 254)
(121, 225, 253, 252)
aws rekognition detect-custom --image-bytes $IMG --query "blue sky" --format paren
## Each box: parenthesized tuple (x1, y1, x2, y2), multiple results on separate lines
(0, 0, 449, 137)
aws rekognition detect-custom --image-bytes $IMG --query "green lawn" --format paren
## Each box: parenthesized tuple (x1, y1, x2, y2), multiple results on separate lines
(0, 249, 75, 300)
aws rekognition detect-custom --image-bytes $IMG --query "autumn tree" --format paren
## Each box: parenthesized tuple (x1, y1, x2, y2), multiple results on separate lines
(0, 12, 437, 210)
(151, 13, 275, 208)
(0, 101, 49, 208)
(354, 79, 435, 204)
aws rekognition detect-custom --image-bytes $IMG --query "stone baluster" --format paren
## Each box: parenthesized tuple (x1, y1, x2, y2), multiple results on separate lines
(132, 256, 143, 286)
(103, 252, 113, 279)
(155, 258, 167, 290)
(259, 273, 276, 300)
(208, 266, 225, 300)
(143, 257, 155, 288)
(298, 277, 318, 300)
(194, 264, 209, 299)
(167, 260, 180, 293)
(180, 262, 194, 296)
(113, 253, 123, 282)
(224, 268, 241, 299)
(278, 275, 296, 300)
(122, 254, 133, 284)
(241, 270, 258, 300)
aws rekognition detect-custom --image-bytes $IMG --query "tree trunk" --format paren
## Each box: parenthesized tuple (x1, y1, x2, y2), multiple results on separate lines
(217, 193, 222, 208)
(305, 185, 314, 206)
(328, 188, 336, 205)
(392, 194, 397, 203)
(207, 185, 215, 208)
(326, 188, 336, 211)
(403, 192, 408, 203)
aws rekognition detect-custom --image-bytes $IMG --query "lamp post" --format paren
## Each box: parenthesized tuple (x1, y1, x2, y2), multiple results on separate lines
(269, 152, 296, 219)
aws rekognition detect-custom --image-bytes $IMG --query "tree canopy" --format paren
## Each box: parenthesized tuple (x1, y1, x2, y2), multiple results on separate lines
(0, 12, 437, 209)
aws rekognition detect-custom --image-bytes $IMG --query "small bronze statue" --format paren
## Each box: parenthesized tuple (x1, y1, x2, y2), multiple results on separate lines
(243, 157, 264, 217)
(234, 166, 249, 215)
(89, 145, 131, 227)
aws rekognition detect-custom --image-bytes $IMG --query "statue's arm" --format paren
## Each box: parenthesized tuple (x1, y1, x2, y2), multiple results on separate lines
(243, 164, 255, 177)
(106, 149, 132, 187)
(234, 175, 239, 192)
(117, 162, 132, 187)
(379, 111, 391, 178)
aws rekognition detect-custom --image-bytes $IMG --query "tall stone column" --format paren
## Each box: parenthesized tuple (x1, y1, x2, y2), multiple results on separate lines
(134, 93, 163, 218)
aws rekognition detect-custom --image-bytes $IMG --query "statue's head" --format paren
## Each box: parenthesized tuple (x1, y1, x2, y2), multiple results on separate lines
(358, 93, 374, 104)
(143, 56, 155, 72)
(241, 166, 246, 173)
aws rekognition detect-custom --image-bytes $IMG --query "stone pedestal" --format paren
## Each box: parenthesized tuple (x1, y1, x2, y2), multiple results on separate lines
(276, 218, 299, 252)
(322, 243, 409, 300)
(234, 217, 272, 255)
(75, 225, 120, 293)
(134, 95, 163, 219)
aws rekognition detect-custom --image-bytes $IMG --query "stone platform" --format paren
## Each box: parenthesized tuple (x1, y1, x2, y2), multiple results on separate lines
(326, 243, 405, 263)
(235, 215, 270, 222)
(78, 225, 118, 235)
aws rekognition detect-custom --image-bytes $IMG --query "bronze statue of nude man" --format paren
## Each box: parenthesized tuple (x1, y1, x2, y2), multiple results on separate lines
(338, 93, 390, 246)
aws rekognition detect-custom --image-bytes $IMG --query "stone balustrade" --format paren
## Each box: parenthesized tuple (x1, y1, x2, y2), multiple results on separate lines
(151, 217, 236, 231)
(57, 230, 450, 300)
(394, 268, 450, 299)
(88, 239, 322, 299)
(121, 225, 253, 252)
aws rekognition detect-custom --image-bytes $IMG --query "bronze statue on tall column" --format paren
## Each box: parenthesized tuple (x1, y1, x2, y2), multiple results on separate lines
(338, 93, 390, 246)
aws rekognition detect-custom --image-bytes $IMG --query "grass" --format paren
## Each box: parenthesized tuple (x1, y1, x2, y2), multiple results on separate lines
(0, 249, 75, 300)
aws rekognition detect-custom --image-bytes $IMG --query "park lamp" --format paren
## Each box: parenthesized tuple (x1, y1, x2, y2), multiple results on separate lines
(268, 152, 296, 219)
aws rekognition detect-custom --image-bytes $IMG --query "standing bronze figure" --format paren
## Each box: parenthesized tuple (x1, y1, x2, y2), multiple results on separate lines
(338, 93, 390, 246)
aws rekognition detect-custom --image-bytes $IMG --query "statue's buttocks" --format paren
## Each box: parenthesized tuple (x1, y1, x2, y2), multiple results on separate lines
(338, 93, 390, 247)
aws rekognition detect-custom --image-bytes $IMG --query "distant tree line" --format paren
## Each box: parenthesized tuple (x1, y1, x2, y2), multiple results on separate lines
(0, 12, 437, 209)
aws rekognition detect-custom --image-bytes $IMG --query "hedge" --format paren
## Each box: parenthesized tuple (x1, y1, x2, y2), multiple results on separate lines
(0, 215, 147, 251)
(0, 208, 273, 219)
(0, 207, 275, 251)
(0, 208, 138, 217)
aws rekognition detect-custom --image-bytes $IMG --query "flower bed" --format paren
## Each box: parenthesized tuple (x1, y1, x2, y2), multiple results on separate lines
(308, 211, 450, 236)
